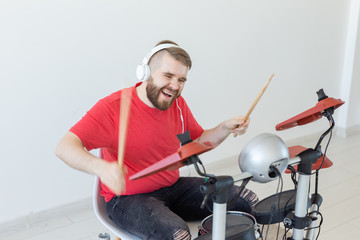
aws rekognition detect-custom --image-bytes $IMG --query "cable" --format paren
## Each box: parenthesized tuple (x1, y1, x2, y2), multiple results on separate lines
(315, 129, 332, 172)
(227, 178, 250, 210)
(304, 210, 323, 240)
(288, 165, 298, 189)
(282, 227, 291, 240)
(197, 159, 207, 176)
(260, 225, 265, 240)
(264, 166, 283, 240)
(312, 124, 332, 194)
(279, 167, 297, 240)
(176, 99, 184, 134)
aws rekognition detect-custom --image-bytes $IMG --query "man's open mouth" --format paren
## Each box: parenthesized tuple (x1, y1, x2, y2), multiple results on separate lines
(162, 89, 174, 98)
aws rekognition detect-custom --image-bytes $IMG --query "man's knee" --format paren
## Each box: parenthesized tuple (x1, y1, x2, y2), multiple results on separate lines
(240, 188, 259, 207)
(173, 228, 191, 240)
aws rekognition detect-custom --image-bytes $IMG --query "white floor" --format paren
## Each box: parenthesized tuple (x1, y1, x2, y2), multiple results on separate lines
(1, 130, 359, 240)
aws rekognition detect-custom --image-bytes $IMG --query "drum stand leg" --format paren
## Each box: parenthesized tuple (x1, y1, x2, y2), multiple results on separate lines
(292, 172, 322, 240)
(212, 203, 227, 240)
(291, 148, 322, 240)
(185, 148, 253, 240)
(200, 176, 234, 240)
(185, 152, 235, 240)
(292, 174, 310, 240)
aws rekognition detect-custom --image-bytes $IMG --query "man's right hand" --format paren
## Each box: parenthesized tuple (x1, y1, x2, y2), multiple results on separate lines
(98, 161, 127, 196)
(56, 131, 127, 196)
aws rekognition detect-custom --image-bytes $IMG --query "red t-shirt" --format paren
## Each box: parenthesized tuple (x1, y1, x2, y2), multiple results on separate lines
(70, 82, 204, 201)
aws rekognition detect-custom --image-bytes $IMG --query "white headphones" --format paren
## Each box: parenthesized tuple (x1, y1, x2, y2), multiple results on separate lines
(136, 43, 180, 81)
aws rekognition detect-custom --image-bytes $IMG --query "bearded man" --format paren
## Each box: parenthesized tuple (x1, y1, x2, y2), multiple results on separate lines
(56, 40, 258, 240)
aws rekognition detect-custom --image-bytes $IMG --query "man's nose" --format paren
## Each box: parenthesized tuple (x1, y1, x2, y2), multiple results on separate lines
(168, 78, 180, 91)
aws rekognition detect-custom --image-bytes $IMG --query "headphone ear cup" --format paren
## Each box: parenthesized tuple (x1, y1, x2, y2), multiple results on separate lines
(136, 64, 145, 81)
(136, 63, 150, 81)
(142, 64, 150, 81)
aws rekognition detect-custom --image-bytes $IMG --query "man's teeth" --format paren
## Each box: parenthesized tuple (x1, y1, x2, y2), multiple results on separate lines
(163, 90, 173, 97)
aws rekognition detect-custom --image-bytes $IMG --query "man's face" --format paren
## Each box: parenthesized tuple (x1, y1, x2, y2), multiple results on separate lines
(146, 52, 188, 111)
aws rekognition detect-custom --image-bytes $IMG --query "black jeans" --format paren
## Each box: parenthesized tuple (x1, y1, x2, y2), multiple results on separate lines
(106, 177, 257, 240)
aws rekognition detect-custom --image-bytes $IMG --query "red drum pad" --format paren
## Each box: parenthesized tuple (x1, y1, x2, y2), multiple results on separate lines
(285, 145, 333, 173)
(129, 141, 213, 181)
(276, 97, 344, 131)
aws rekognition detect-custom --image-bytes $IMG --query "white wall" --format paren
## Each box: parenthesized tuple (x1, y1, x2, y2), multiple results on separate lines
(347, 0, 360, 129)
(0, 0, 358, 223)
(337, 0, 360, 135)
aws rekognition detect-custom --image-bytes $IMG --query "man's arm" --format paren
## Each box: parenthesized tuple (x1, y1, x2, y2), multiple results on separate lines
(55, 131, 126, 195)
(195, 116, 249, 147)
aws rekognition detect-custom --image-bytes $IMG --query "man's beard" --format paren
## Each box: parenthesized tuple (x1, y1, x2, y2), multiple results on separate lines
(146, 78, 179, 111)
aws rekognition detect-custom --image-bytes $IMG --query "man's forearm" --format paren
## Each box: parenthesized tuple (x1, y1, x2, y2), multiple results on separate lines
(196, 123, 230, 148)
(55, 131, 105, 177)
(195, 116, 249, 148)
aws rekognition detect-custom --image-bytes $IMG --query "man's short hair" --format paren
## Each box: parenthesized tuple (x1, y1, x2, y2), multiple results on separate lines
(153, 40, 192, 70)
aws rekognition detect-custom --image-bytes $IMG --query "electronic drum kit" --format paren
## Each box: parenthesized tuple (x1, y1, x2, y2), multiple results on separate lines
(129, 89, 344, 240)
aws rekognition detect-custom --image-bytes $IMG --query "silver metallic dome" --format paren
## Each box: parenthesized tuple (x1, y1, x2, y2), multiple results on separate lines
(238, 133, 289, 183)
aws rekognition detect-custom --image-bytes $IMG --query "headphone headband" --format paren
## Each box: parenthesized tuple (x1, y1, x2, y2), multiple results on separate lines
(142, 43, 180, 64)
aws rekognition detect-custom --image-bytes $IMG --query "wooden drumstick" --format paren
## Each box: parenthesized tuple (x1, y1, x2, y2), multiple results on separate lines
(118, 88, 132, 168)
(234, 73, 274, 137)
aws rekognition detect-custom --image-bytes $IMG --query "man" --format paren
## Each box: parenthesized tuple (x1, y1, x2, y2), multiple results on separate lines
(56, 40, 258, 240)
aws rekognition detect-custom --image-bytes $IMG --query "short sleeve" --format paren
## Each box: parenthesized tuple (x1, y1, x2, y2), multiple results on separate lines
(70, 98, 118, 151)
